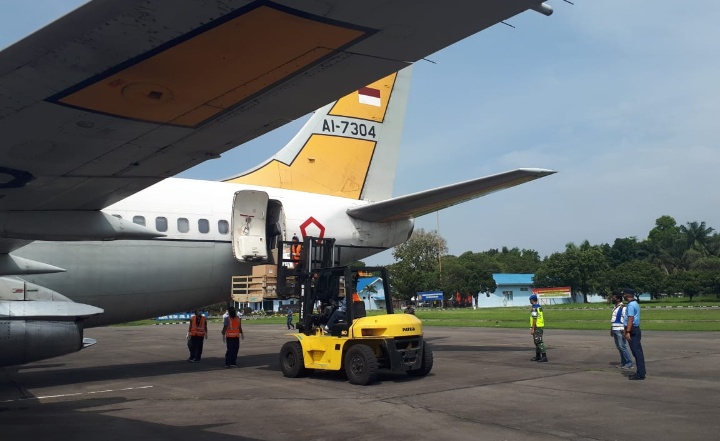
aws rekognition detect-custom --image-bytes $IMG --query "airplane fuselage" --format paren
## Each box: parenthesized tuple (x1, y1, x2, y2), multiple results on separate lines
(14, 178, 414, 326)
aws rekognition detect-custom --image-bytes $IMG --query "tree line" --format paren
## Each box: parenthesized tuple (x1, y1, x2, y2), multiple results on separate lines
(383, 216, 720, 302)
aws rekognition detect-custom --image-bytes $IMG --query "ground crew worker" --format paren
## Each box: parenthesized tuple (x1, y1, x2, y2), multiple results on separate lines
(611, 293, 633, 369)
(187, 310, 207, 363)
(290, 235, 302, 269)
(529, 294, 548, 362)
(286, 308, 295, 330)
(404, 301, 415, 315)
(623, 288, 646, 380)
(222, 306, 244, 368)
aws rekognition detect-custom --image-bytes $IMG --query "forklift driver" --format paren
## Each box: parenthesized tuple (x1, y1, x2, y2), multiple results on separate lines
(323, 297, 347, 333)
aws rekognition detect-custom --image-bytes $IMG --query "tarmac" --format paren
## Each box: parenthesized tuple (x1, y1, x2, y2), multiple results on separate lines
(2, 324, 719, 441)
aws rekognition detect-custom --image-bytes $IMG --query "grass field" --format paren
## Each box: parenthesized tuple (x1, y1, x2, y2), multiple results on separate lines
(413, 307, 720, 331)
(121, 301, 720, 331)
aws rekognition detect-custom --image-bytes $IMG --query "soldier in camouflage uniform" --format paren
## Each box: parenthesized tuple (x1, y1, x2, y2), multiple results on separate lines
(529, 294, 548, 362)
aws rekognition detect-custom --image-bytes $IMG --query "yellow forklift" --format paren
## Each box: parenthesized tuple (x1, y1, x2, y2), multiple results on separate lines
(278, 265, 433, 385)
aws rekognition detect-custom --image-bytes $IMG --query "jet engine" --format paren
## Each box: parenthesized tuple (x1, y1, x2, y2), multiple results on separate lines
(0, 277, 102, 367)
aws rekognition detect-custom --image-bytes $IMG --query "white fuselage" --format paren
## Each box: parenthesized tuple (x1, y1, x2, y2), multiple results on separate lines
(14, 178, 413, 326)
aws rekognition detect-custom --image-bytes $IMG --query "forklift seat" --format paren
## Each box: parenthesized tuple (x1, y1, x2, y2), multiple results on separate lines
(351, 300, 366, 319)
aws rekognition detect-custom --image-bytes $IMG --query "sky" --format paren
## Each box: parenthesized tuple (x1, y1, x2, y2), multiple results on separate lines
(2, 1, 719, 265)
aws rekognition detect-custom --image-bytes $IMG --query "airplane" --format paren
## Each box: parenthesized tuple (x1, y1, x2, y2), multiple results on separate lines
(0, 1, 557, 367)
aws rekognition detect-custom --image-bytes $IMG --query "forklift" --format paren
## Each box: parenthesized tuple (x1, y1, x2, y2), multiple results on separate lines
(278, 263, 433, 385)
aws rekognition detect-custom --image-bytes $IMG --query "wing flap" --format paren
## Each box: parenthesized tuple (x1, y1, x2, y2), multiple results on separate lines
(346, 168, 556, 223)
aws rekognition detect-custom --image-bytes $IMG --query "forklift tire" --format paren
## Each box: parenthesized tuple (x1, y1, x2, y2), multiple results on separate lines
(408, 341, 433, 377)
(279, 341, 307, 378)
(344, 344, 378, 385)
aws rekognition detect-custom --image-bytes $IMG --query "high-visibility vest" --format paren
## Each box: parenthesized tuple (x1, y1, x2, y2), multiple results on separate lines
(291, 243, 302, 262)
(530, 305, 545, 328)
(190, 315, 206, 337)
(226, 316, 241, 338)
(352, 292, 361, 302)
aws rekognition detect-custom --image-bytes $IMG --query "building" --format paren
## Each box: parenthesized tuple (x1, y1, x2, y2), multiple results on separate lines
(477, 274, 629, 307)
(478, 274, 534, 308)
(356, 277, 386, 311)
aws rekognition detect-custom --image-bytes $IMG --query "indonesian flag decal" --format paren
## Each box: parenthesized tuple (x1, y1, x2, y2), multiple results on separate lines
(358, 86, 381, 107)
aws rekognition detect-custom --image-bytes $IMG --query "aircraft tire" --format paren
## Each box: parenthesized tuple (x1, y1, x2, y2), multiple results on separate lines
(407, 341, 433, 377)
(344, 344, 378, 385)
(279, 341, 307, 378)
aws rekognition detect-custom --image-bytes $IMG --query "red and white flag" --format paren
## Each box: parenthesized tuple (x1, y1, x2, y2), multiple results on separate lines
(358, 86, 381, 107)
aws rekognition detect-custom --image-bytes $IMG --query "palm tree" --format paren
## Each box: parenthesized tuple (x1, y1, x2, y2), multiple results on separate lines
(680, 221, 715, 256)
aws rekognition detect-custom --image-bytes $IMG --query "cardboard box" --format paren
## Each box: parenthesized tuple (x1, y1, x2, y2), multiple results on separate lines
(252, 264, 276, 277)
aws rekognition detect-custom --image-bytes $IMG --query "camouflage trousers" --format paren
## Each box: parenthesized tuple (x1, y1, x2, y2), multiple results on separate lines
(533, 328, 546, 353)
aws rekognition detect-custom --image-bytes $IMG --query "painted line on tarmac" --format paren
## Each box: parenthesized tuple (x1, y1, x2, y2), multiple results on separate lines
(1, 385, 153, 403)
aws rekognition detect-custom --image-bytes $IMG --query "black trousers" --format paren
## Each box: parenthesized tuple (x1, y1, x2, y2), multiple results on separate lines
(225, 337, 240, 365)
(189, 336, 204, 360)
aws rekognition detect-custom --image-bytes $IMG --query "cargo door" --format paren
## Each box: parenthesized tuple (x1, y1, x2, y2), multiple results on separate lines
(232, 190, 269, 261)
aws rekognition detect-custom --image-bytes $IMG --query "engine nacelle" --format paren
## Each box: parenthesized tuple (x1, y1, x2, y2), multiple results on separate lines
(0, 320, 86, 367)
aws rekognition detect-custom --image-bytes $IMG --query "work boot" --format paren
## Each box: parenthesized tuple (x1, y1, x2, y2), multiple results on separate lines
(537, 355, 548, 363)
(530, 354, 542, 361)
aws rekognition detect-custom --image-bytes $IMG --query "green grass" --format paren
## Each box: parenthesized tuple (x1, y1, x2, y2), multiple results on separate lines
(116, 303, 720, 331)
(413, 306, 720, 331)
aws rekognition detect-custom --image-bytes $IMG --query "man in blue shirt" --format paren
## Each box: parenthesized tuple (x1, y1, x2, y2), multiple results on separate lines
(623, 288, 646, 380)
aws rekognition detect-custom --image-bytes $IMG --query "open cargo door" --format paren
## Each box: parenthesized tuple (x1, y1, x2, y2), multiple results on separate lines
(232, 190, 268, 262)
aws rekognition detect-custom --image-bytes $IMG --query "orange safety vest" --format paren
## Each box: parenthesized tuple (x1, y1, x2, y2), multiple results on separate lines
(225, 316, 241, 338)
(291, 243, 302, 262)
(190, 315, 206, 337)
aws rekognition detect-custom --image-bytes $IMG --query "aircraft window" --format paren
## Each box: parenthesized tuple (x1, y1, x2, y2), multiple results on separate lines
(133, 216, 146, 226)
(156, 217, 168, 232)
(218, 220, 229, 235)
(112, 214, 122, 219)
(198, 219, 209, 234)
(177, 217, 190, 233)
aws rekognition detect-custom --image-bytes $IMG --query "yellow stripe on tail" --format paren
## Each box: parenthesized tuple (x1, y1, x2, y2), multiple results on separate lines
(223, 67, 410, 201)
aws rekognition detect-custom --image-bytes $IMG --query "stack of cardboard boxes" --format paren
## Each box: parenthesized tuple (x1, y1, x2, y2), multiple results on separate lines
(230, 264, 278, 303)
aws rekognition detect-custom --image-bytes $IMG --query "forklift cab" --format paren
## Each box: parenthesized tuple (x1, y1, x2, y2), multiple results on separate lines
(297, 267, 391, 337)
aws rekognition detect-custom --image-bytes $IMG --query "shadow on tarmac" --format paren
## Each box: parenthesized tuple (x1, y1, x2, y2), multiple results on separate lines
(1, 396, 266, 441)
(429, 344, 528, 352)
(7, 353, 279, 390)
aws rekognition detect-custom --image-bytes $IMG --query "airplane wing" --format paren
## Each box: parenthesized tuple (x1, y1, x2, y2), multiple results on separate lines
(0, 0, 554, 213)
(346, 168, 556, 223)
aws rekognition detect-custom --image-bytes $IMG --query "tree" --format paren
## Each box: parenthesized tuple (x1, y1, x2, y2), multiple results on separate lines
(605, 260, 665, 299)
(664, 271, 703, 301)
(644, 216, 685, 274)
(679, 221, 715, 256)
(606, 237, 643, 268)
(534, 243, 609, 303)
(386, 229, 446, 300)
(493, 247, 542, 273)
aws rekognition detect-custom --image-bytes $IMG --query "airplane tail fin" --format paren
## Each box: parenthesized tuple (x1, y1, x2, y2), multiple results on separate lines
(223, 67, 411, 201)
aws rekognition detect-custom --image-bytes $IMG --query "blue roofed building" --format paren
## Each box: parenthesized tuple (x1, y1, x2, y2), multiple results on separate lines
(356, 277, 386, 311)
(478, 274, 534, 308)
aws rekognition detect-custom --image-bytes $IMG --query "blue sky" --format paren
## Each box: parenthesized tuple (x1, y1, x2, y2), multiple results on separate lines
(3, 1, 719, 265)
